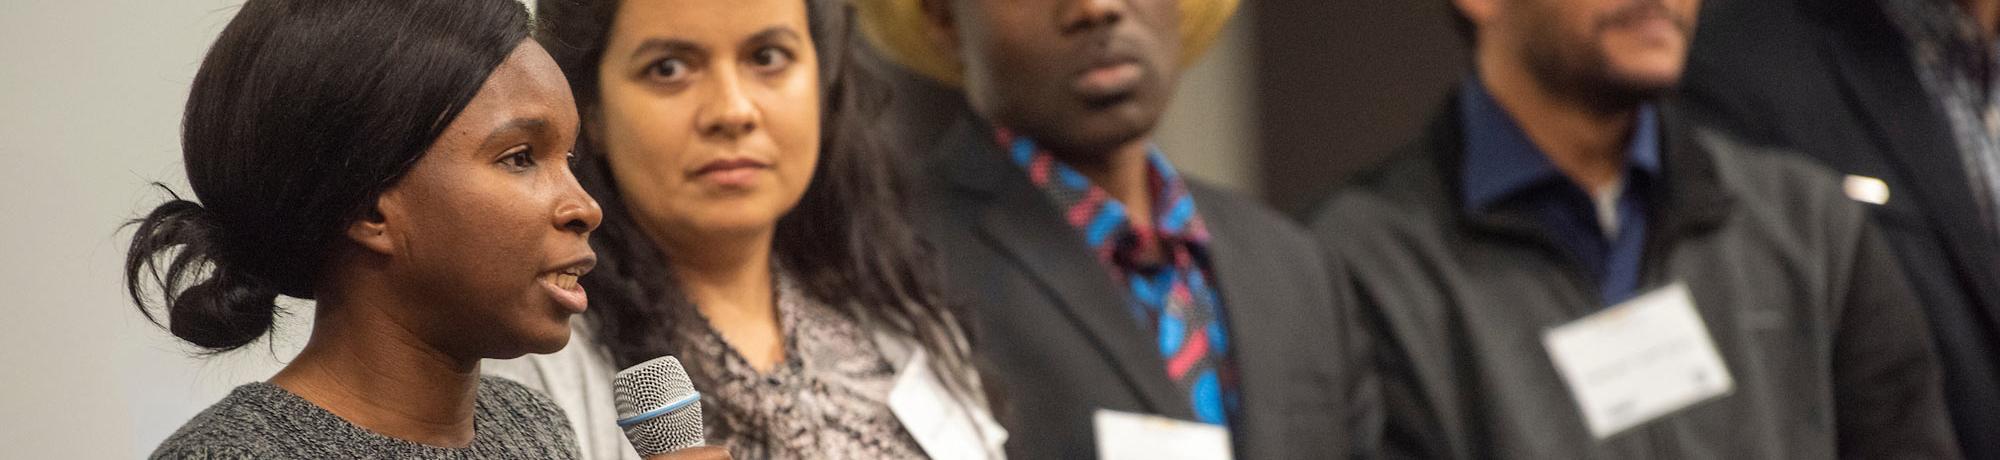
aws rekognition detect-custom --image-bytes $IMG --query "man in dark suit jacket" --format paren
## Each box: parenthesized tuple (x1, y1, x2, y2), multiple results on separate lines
(1680, 0, 2000, 456)
(855, 0, 1378, 458)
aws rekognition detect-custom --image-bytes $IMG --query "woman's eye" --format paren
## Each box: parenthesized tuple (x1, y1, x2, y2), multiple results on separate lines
(750, 47, 792, 72)
(647, 58, 689, 81)
(501, 148, 536, 171)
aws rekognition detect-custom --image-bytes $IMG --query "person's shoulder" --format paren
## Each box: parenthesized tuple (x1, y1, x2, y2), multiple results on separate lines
(1183, 179, 1317, 249)
(152, 406, 267, 459)
(150, 384, 298, 459)
(1698, 123, 1856, 215)
(1694, 122, 1873, 247)
(909, 115, 1005, 199)
(1308, 145, 1452, 245)
(475, 375, 581, 450)
(1184, 180, 1293, 228)
(150, 441, 261, 460)
(1183, 178, 1338, 280)
(478, 375, 569, 420)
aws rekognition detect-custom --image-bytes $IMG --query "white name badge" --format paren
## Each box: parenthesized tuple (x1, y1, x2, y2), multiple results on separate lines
(888, 348, 1004, 460)
(1093, 409, 1232, 460)
(1542, 283, 1735, 439)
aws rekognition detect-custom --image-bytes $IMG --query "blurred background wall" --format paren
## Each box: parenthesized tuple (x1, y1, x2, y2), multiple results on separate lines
(0, 1, 313, 458)
(1250, 0, 1466, 215)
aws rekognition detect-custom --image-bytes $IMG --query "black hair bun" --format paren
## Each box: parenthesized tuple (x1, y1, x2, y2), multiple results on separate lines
(125, 194, 282, 353)
(166, 267, 280, 351)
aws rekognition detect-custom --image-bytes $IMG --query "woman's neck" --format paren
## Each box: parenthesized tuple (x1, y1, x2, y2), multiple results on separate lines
(667, 229, 783, 373)
(269, 292, 480, 448)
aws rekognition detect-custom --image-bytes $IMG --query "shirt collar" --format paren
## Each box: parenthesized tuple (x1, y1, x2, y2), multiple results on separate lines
(1458, 77, 1662, 212)
(994, 127, 1212, 253)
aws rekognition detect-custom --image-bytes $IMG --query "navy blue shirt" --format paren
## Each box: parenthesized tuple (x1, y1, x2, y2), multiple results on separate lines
(1459, 79, 1662, 306)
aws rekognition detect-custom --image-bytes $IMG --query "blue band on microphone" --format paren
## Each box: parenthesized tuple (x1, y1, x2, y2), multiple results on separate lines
(617, 391, 702, 428)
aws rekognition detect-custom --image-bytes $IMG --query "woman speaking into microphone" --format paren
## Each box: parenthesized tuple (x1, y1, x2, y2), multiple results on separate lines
(126, 0, 605, 457)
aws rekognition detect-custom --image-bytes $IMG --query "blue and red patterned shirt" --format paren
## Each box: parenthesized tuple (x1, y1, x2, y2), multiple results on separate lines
(996, 128, 1238, 426)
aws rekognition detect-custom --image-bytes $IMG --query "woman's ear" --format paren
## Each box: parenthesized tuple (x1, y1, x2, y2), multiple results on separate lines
(346, 191, 401, 256)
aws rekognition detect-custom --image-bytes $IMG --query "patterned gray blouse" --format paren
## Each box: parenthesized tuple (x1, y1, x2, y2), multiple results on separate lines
(683, 275, 927, 459)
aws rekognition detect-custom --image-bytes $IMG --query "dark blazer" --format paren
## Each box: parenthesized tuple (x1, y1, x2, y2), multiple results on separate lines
(1311, 99, 1958, 458)
(908, 114, 1379, 459)
(1681, 0, 2000, 456)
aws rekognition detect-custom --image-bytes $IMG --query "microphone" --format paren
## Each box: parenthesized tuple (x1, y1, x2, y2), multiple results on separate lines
(613, 355, 706, 456)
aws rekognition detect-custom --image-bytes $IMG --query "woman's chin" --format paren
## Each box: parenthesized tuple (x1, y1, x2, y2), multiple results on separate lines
(507, 323, 574, 357)
(677, 211, 787, 239)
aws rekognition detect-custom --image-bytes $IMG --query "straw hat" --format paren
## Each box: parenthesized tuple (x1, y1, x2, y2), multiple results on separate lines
(853, 0, 1240, 85)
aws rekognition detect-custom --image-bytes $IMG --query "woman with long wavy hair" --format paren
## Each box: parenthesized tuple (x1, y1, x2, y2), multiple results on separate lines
(484, 0, 1004, 458)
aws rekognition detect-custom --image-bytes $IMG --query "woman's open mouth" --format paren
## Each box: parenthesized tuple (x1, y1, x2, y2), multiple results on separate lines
(542, 258, 594, 313)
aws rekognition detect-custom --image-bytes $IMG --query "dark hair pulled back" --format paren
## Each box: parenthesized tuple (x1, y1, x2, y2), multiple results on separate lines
(124, 0, 532, 352)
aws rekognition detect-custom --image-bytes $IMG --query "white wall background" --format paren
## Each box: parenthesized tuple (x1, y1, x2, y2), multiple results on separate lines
(0, 1, 1257, 458)
(0, 1, 314, 458)
(1156, 8, 1260, 193)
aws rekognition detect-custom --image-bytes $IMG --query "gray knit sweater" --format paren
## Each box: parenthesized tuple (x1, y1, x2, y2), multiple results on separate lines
(151, 376, 582, 459)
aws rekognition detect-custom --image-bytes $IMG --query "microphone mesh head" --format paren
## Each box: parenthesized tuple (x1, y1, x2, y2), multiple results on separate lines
(613, 356, 705, 455)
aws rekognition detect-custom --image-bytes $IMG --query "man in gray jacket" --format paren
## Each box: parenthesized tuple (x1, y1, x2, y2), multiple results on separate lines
(1309, 0, 1959, 457)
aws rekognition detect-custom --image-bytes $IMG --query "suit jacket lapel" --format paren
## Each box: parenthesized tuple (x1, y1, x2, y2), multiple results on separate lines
(1827, 16, 2000, 330)
(934, 117, 1191, 418)
(1189, 185, 1297, 453)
